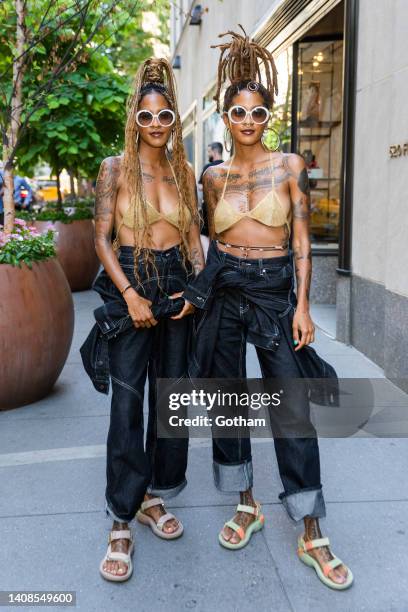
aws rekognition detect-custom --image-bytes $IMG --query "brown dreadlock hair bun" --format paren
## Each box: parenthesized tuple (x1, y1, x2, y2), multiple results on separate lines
(211, 24, 279, 113)
(144, 58, 166, 83)
(120, 57, 199, 282)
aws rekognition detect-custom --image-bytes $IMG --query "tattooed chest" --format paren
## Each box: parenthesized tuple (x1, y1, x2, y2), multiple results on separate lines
(142, 171, 176, 186)
(221, 165, 290, 207)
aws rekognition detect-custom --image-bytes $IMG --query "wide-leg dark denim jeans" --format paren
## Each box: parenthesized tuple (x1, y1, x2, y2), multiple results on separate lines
(104, 245, 192, 523)
(210, 250, 326, 522)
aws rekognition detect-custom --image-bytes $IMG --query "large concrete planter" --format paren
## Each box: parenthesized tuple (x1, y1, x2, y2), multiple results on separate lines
(35, 219, 100, 291)
(0, 258, 74, 410)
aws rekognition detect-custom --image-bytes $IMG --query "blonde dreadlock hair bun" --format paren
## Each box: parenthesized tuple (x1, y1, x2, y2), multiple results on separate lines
(211, 24, 279, 113)
(120, 57, 199, 282)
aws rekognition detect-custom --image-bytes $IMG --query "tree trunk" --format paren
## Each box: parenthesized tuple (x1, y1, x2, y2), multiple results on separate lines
(56, 171, 62, 206)
(2, 151, 15, 232)
(86, 179, 94, 197)
(68, 170, 76, 197)
(76, 175, 85, 197)
(4, 0, 27, 233)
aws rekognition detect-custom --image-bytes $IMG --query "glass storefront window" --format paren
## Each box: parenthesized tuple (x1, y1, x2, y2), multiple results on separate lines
(296, 38, 343, 244)
(203, 83, 217, 111)
(201, 82, 226, 166)
(202, 111, 225, 165)
(268, 47, 293, 153)
(183, 132, 195, 167)
(182, 107, 196, 169)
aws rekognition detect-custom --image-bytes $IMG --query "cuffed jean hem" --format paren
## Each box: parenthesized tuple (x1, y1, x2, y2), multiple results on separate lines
(213, 459, 253, 492)
(105, 479, 187, 523)
(105, 500, 132, 524)
(147, 478, 187, 500)
(279, 487, 326, 522)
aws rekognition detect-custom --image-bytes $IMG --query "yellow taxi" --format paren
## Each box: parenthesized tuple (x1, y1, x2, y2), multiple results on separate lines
(34, 178, 66, 202)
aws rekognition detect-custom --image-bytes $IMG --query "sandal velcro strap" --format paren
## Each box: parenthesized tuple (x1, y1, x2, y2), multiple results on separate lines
(322, 557, 343, 577)
(106, 551, 131, 563)
(109, 530, 131, 543)
(303, 537, 330, 551)
(225, 520, 245, 541)
(140, 497, 164, 511)
(157, 512, 176, 530)
(236, 503, 259, 516)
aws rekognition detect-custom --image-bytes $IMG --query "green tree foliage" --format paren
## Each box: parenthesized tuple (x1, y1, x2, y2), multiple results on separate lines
(17, 52, 130, 180)
(0, 0, 169, 221)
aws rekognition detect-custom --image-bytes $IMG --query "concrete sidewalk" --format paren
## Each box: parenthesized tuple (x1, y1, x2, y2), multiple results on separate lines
(1, 290, 407, 612)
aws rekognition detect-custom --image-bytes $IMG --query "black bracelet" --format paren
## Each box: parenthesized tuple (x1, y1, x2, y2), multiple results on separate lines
(120, 283, 132, 296)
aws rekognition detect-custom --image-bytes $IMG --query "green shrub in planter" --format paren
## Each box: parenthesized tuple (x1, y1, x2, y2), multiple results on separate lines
(0, 218, 56, 267)
(35, 204, 94, 223)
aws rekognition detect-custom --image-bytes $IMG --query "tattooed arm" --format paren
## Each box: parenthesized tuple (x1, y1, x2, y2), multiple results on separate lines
(286, 153, 315, 350)
(186, 166, 205, 276)
(94, 156, 157, 328)
(170, 166, 205, 320)
(94, 156, 128, 291)
(202, 165, 221, 240)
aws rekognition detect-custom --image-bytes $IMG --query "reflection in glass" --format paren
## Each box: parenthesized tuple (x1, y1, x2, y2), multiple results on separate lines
(297, 40, 343, 243)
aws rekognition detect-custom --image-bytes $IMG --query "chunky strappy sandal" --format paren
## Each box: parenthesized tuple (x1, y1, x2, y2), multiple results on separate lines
(99, 529, 134, 582)
(297, 536, 354, 590)
(218, 502, 264, 550)
(136, 497, 183, 540)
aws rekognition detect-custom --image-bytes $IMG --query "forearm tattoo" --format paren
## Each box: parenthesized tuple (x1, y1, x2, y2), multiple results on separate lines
(294, 247, 312, 301)
(190, 246, 204, 276)
(290, 157, 312, 304)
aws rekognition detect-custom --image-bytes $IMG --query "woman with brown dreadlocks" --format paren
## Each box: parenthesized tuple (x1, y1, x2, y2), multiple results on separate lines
(86, 57, 204, 582)
(182, 27, 353, 590)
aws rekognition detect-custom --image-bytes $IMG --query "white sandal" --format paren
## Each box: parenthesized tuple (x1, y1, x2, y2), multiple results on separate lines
(136, 497, 183, 540)
(99, 529, 134, 582)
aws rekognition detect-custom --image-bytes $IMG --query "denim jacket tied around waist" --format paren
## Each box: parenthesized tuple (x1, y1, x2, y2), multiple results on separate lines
(80, 269, 185, 395)
(182, 240, 340, 407)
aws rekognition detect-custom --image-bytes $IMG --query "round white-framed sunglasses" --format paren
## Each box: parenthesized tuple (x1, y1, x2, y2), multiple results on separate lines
(226, 105, 270, 125)
(136, 108, 176, 128)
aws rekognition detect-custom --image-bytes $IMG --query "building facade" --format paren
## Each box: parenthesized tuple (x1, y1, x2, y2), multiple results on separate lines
(170, 0, 408, 388)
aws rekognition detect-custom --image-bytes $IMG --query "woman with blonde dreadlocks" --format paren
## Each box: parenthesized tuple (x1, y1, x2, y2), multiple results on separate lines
(86, 57, 204, 582)
(182, 28, 353, 590)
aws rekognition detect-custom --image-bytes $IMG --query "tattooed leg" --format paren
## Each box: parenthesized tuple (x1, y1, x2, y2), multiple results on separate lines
(221, 489, 258, 544)
(303, 517, 349, 584)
